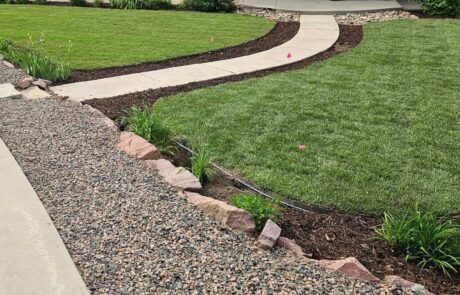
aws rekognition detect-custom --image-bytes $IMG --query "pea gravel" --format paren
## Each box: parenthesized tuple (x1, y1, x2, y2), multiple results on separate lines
(0, 98, 388, 294)
(0, 56, 30, 84)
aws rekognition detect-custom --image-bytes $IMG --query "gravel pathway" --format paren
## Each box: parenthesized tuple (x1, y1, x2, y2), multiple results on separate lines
(0, 98, 387, 294)
(0, 57, 30, 84)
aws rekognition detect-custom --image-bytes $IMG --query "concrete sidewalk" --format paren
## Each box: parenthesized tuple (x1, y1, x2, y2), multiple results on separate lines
(51, 15, 339, 101)
(237, 0, 404, 14)
(0, 138, 89, 295)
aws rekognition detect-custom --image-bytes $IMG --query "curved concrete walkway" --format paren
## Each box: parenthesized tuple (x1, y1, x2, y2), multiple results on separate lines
(0, 138, 89, 295)
(51, 15, 339, 101)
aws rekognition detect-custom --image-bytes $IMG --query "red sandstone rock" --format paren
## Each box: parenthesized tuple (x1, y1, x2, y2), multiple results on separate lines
(147, 159, 202, 192)
(257, 219, 281, 250)
(319, 257, 380, 282)
(117, 132, 161, 160)
(277, 237, 304, 256)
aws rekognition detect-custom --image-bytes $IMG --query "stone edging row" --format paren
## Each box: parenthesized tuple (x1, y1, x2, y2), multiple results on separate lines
(89, 105, 433, 295)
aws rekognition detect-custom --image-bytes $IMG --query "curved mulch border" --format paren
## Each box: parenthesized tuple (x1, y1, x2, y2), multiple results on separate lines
(61, 22, 300, 84)
(84, 24, 361, 119)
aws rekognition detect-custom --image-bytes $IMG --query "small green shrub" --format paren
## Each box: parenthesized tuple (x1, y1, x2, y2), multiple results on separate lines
(376, 209, 460, 275)
(93, 0, 104, 7)
(182, 0, 235, 12)
(417, 0, 460, 16)
(0, 39, 71, 81)
(111, 0, 171, 9)
(190, 147, 215, 184)
(125, 106, 175, 155)
(231, 194, 282, 231)
(35, 0, 47, 4)
(70, 0, 86, 6)
(16, 0, 29, 3)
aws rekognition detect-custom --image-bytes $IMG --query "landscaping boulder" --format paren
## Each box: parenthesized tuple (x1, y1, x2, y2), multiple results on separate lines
(184, 191, 256, 234)
(16, 78, 33, 90)
(319, 257, 380, 282)
(21, 86, 51, 100)
(257, 219, 281, 250)
(146, 159, 201, 192)
(0, 83, 22, 99)
(32, 79, 51, 90)
(117, 132, 161, 160)
(277, 237, 304, 256)
(3, 60, 15, 68)
(384, 275, 433, 295)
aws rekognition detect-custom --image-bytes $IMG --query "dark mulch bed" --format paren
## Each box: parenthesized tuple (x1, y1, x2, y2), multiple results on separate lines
(84, 24, 362, 119)
(62, 22, 299, 84)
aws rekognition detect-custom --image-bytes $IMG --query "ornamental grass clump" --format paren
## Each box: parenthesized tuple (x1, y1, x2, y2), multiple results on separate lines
(182, 0, 235, 12)
(125, 106, 175, 155)
(231, 194, 283, 231)
(0, 38, 71, 81)
(376, 208, 460, 276)
(190, 146, 215, 184)
(110, 0, 172, 9)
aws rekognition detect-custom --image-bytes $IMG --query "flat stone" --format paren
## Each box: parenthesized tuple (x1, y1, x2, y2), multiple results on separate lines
(117, 132, 161, 160)
(21, 86, 51, 100)
(277, 237, 304, 256)
(319, 257, 380, 282)
(385, 275, 433, 295)
(146, 159, 202, 192)
(257, 219, 281, 250)
(32, 79, 50, 90)
(15, 78, 33, 90)
(0, 83, 22, 99)
(0, 138, 90, 294)
(184, 191, 256, 234)
(3, 60, 15, 68)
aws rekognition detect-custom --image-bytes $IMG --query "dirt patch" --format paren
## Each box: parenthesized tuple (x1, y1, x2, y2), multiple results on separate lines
(84, 25, 362, 120)
(61, 22, 299, 84)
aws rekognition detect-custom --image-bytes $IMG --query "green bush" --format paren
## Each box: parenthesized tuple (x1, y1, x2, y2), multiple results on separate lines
(417, 0, 460, 16)
(93, 0, 104, 7)
(125, 106, 175, 155)
(0, 39, 71, 81)
(190, 147, 215, 184)
(231, 194, 282, 231)
(35, 0, 47, 4)
(376, 209, 460, 275)
(110, 0, 172, 9)
(70, 0, 86, 6)
(182, 0, 235, 12)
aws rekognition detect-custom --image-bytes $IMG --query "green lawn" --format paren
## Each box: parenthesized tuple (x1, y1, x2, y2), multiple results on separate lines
(155, 19, 460, 215)
(0, 5, 274, 69)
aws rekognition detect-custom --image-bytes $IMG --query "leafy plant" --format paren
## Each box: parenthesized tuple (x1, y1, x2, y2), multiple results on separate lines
(231, 194, 283, 231)
(376, 209, 460, 275)
(182, 0, 235, 12)
(0, 39, 71, 81)
(416, 0, 459, 16)
(190, 147, 215, 184)
(35, 0, 47, 4)
(110, 0, 171, 9)
(70, 0, 86, 6)
(125, 106, 175, 155)
(93, 0, 104, 7)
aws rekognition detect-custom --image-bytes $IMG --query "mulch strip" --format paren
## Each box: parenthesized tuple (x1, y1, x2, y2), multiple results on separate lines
(86, 23, 459, 293)
(62, 22, 299, 84)
(84, 24, 362, 119)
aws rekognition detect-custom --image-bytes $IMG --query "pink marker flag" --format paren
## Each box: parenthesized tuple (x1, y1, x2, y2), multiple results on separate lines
(287, 53, 292, 59)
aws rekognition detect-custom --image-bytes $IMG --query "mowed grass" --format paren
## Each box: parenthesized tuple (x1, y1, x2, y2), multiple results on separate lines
(0, 5, 274, 69)
(155, 19, 460, 215)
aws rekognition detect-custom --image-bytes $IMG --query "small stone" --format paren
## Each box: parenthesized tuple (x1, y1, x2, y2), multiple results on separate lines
(146, 159, 202, 192)
(3, 60, 15, 68)
(117, 131, 161, 160)
(15, 78, 33, 90)
(0, 83, 22, 99)
(32, 79, 51, 90)
(257, 219, 281, 250)
(21, 86, 51, 100)
(277, 237, 304, 256)
(384, 275, 433, 295)
(319, 257, 379, 282)
(184, 191, 256, 234)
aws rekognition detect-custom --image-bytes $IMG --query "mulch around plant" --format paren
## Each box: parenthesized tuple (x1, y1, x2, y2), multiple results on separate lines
(84, 24, 361, 120)
(61, 22, 299, 84)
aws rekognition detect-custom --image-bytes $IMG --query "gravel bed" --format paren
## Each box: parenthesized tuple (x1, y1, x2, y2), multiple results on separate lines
(0, 98, 387, 294)
(0, 57, 30, 84)
(335, 11, 418, 25)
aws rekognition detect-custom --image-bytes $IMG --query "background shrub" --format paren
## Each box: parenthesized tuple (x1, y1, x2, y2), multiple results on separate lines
(417, 0, 459, 16)
(0, 39, 71, 81)
(111, 0, 171, 9)
(231, 194, 282, 231)
(70, 0, 86, 6)
(125, 106, 175, 155)
(93, 0, 104, 7)
(376, 209, 460, 275)
(35, 0, 47, 5)
(182, 0, 235, 12)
